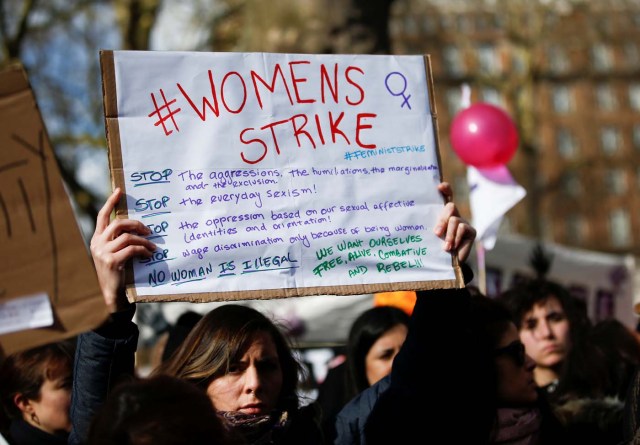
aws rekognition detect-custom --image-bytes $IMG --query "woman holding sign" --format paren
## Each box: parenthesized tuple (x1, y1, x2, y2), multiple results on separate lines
(73, 183, 475, 445)
(74, 187, 322, 445)
(360, 186, 568, 445)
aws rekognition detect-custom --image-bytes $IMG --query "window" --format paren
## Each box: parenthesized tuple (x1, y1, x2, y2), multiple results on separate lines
(422, 16, 437, 34)
(566, 214, 585, 244)
(476, 14, 490, 31)
(443, 45, 464, 76)
(446, 88, 463, 116)
(480, 87, 502, 107)
(540, 216, 554, 242)
(552, 85, 573, 113)
(512, 52, 527, 74)
(609, 209, 631, 247)
(629, 84, 640, 111)
(557, 128, 577, 159)
(600, 126, 621, 155)
(548, 45, 569, 73)
(634, 125, 640, 149)
(441, 15, 453, 30)
(403, 16, 418, 35)
(561, 172, 582, 197)
(625, 43, 639, 68)
(596, 84, 617, 111)
(457, 15, 472, 33)
(592, 44, 613, 71)
(604, 169, 627, 195)
(477, 44, 500, 75)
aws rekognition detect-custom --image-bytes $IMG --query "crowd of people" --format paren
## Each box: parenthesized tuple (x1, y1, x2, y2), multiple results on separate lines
(2, 182, 640, 445)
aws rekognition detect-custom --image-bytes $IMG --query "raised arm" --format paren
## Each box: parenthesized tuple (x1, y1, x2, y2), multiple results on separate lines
(363, 183, 485, 445)
(69, 188, 156, 445)
(335, 183, 478, 445)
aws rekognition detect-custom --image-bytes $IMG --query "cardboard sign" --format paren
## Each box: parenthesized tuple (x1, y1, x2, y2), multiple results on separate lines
(0, 64, 109, 356)
(100, 51, 464, 303)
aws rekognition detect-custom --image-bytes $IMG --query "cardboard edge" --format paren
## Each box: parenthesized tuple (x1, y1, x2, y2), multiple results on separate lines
(125, 279, 462, 303)
(99, 50, 127, 210)
(100, 50, 137, 295)
(424, 54, 465, 288)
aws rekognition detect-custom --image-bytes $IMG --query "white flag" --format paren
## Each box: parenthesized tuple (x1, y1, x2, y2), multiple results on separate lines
(467, 165, 526, 250)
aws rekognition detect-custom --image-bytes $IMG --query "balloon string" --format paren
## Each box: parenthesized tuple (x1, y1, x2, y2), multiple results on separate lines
(476, 241, 486, 295)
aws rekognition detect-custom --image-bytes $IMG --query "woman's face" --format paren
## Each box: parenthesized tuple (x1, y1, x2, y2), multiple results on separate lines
(495, 323, 539, 406)
(206, 331, 283, 415)
(27, 375, 72, 434)
(518, 296, 571, 369)
(365, 323, 408, 386)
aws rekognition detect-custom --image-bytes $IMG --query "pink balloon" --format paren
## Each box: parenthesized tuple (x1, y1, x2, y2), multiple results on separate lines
(449, 103, 519, 168)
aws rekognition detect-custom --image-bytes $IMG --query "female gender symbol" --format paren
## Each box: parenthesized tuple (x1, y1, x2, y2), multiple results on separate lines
(384, 72, 411, 110)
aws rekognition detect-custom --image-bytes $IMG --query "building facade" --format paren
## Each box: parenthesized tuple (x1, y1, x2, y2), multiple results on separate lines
(389, 0, 640, 256)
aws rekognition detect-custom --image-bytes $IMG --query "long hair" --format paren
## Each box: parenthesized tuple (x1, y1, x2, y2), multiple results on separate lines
(345, 306, 409, 398)
(155, 304, 302, 412)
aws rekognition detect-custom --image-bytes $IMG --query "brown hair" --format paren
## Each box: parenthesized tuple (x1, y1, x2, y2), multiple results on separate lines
(154, 304, 302, 412)
(0, 340, 75, 419)
(88, 375, 233, 445)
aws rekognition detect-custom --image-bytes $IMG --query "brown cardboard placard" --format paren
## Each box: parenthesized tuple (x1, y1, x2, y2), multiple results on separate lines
(100, 51, 464, 303)
(0, 64, 109, 356)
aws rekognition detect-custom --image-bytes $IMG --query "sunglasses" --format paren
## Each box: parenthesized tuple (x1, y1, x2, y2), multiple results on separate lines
(494, 341, 526, 367)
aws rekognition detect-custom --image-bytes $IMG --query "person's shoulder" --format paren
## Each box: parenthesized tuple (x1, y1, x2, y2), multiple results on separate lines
(338, 374, 391, 420)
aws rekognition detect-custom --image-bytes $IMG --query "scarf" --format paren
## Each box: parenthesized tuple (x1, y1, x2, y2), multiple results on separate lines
(492, 407, 542, 445)
(218, 410, 289, 444)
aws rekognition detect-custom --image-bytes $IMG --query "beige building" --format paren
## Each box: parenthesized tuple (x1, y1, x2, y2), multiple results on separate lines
(389, 0, 640, 256)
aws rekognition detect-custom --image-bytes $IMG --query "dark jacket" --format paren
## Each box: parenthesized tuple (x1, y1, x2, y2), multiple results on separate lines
(333, 374, 390, 445)
(363, 286, 490, 445)
(622, 367, 640, 444)
(4, 419, 67, 445)
(68, 304, 138, 445)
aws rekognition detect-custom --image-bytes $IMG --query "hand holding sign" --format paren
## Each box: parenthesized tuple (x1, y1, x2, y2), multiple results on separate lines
(90, 188, 157, 312)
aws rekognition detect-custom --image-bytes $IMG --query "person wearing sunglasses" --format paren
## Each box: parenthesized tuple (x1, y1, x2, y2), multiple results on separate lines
(497, 280, 624, 443)
(358, 186, 569, 445)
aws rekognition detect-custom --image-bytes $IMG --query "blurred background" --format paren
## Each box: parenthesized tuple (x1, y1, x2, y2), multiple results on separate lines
(2, 0, 640, 384)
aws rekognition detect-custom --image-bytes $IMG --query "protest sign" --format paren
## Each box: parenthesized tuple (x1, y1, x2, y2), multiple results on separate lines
(0, 64, 108, 355)
(100, 51, 463, 303)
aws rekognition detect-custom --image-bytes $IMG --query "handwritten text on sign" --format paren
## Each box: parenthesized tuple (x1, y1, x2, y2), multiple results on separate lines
(107, 51, 456, 299)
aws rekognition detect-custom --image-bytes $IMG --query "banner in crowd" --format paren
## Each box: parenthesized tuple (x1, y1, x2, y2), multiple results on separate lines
(469, 234, 637, 328)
